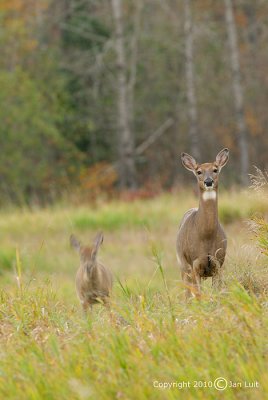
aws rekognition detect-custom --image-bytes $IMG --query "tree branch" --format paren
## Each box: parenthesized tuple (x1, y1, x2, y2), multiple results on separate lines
(135, 118, 174, 156)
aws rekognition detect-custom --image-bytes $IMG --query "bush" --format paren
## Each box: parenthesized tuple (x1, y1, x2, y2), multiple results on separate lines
(0, 69, 81, 205)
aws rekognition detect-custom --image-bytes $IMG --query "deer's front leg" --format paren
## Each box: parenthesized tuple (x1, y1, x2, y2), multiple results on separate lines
(81, 300, 93, 314)
(180, 257, 196, 300)
(181, 270, 193, 300)
(192, 259, 202, 299)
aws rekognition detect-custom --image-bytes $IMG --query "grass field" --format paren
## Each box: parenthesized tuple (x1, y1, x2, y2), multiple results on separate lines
(0, 189, 267, 399)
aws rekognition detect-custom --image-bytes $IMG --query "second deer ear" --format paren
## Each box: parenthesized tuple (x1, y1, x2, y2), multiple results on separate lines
(70, 234, 81, 252)
(181, 152, 198, 172)
(216, 148, 229, 169)
(91, 232, 104, 261)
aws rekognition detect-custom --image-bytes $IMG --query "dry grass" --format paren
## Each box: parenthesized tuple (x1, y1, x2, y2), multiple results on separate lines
(0, 189, 267, 399)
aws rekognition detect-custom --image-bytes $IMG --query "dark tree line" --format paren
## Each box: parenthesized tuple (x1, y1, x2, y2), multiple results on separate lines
(0, 0, 267, 203)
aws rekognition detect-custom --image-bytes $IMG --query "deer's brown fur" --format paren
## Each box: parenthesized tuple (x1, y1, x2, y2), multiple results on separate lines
(70, 233, 113, 310)
(176, 148, 229, 299)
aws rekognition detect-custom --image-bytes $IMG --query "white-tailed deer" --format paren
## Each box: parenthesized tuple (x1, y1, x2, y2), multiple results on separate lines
(176, 148, 229, 299)
(70, 232, 113, 311)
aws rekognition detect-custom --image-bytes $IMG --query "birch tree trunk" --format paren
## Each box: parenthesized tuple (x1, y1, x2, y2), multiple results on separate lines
(184, 0, 200, 160)
(224, 0, 249, 184)
(128, 0, 142, 127)
(111, 0, 137, 189)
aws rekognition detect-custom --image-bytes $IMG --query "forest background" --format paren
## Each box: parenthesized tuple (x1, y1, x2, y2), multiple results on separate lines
(0, 0, 267, 204)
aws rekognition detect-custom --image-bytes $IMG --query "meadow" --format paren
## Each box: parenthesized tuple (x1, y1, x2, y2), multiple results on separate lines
(0, 188, 267, 400)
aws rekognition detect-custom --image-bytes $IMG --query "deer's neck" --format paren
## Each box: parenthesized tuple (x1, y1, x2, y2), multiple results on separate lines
(196, 189, 219, 236)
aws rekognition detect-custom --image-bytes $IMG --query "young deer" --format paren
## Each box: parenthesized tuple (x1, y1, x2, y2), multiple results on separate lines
(176, 148, 229, 299)
(70, 232, 113, 311)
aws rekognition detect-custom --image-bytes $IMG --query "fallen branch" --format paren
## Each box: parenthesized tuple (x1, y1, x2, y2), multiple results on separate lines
(81, 118, 175, 186)
(135, 118, 174, 156)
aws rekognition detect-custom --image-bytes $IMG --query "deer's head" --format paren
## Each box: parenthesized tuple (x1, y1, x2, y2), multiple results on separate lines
(70, 232, 104, 263)
(181, 148, 229, 192)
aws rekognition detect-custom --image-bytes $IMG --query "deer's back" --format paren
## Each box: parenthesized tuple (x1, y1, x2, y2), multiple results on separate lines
(179, 208, 198, 230)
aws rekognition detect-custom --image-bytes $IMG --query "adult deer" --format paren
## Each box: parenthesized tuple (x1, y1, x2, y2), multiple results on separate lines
(176, 148, 229, 299)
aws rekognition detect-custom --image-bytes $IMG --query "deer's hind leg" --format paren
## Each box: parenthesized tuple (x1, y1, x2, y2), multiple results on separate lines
(82, 302, 93, 313)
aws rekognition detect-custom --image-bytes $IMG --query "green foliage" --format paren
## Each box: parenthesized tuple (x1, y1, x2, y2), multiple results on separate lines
(61, 1, 113, 165)
(63, 11, 110, 50)
(0, 68, 80, 204)
(0, 0, 268, 201)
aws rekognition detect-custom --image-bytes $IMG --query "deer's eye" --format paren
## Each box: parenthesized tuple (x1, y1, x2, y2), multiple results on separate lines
(197, 170, 202, 175)
(213, 168, 218, 173)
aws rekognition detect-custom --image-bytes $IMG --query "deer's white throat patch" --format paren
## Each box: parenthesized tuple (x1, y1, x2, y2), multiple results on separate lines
(202, 190, 216, 201)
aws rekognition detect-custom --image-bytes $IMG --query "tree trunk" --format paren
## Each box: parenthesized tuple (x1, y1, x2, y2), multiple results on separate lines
(184, 0, 200, 160)
(128, 0, 142, 128)
(224, 0, 249, 185)
(111, 0, 137, 189)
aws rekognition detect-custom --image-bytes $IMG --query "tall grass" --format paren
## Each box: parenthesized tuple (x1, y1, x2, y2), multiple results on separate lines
(0, 189, 267, 399)
(0, 277, 267, 399)
(249, 168, 268, 257)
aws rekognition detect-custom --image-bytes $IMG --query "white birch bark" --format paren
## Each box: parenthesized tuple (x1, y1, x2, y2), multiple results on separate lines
(128, 0, 142, 126)
(184, 0, 200, 160)
(224, 0, 249, 184)
(111, 0, 137, 188)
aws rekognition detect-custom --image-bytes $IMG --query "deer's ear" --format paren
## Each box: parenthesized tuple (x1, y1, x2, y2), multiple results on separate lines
(216, 148, 229, 169)
(91, 232, 104, 261)
(181, 152, 198, 172)
(70, 234, 81, 252)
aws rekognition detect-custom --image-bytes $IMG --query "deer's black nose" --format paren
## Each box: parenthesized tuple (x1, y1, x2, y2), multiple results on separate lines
(204, 178, 214, 187)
